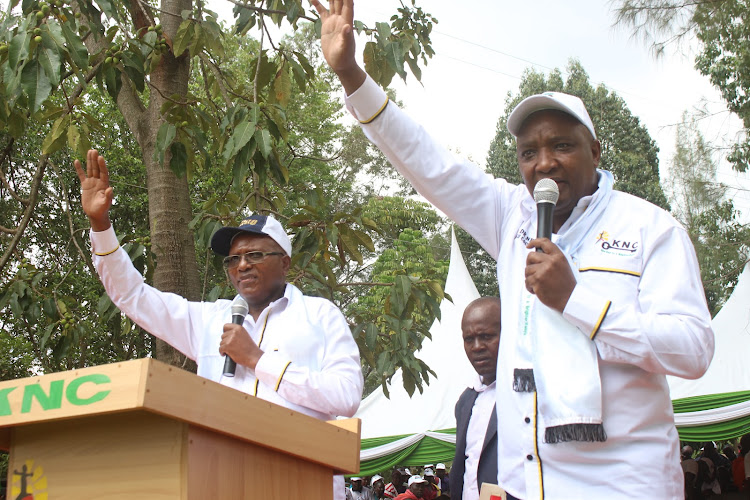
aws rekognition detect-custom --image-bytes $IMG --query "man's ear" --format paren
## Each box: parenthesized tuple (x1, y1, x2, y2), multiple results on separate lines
(281, 255, 291, 274)
(591, 139, 602, 167)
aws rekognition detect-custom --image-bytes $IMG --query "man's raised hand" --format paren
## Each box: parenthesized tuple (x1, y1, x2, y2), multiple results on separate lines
(310, 0, 365, 94)
(74, 149, 113, 232)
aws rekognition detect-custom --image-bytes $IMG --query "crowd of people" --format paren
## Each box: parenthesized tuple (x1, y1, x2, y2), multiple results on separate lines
(346, 465, 450, 500)
(680, 435, 750, 499)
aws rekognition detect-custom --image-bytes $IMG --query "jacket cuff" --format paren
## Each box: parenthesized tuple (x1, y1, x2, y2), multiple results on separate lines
(345, 74, 389, 124)
(563, 286, 612, 341)
(90, 226, 120, 256)
(255, 351, 292, 392)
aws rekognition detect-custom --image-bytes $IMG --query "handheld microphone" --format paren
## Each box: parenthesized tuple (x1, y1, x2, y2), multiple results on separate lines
(533, 179, 559, 253)
(223, 295, 249, 377)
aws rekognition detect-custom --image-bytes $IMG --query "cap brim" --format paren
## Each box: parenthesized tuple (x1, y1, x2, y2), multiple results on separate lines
(210, 226, 264, 256)
(508, 95, 573, 137)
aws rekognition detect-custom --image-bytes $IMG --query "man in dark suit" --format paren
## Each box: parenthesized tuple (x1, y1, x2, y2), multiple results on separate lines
(451, 297, 500, 500)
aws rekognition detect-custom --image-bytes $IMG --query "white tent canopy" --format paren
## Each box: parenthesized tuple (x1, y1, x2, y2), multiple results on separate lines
(669, 262, 750, 431)
(355, 229, 480, 441)
(668, 262, 750, 400)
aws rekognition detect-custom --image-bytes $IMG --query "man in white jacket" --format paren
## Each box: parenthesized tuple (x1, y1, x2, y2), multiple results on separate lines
(312, 1, 715, 498)
(75, 149, 363, 500)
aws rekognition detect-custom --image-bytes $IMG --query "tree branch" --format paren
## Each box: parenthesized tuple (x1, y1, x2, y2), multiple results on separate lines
(225, 0, 317, 23)
(0, 156, 48, 274)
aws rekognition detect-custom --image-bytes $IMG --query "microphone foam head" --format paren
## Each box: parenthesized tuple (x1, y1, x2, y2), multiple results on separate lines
(231, 295, 249, 316)
(533, 178, 559, 204)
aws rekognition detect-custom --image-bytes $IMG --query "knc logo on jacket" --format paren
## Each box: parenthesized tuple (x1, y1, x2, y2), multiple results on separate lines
(596, 231, 638, 255)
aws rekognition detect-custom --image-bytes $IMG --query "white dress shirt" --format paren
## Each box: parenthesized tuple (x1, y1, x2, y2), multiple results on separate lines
(463, 379, 496, 500)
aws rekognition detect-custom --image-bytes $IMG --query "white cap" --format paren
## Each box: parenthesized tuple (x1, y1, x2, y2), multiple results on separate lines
(507, 91, 597, 140)
(371, 475, 384, 485)
(210, 214, 292, 257)
(350, 477, 362, 482)
(436, 463, 446, 470)
(424, 468, 434, 477)
(408, 475, 427, 486)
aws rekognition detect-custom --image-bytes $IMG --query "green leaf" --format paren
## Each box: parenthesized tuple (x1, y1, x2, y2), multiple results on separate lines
(402, 368, 416, 397)
(141, 30, 159, 57)
(42, 297, 57, 318)
(207, 285, 222, 302)
(253, 52, 275, 90)
(21, 58, 52, 113)
(42, 115, 69, 154)
(288, 59, 308, 90)
(230, 120, 256, 158)
(365, 323, 378, 350)
(385, 41, 406, 80)
(294, 50, 315, 78)
(96, 293, 113, 316)
(233, 6, 256, 35)
(352, 229, 375, 252)
(391, 274, 412, 316)
(268, 150, 288, 184)
(40, 324, 55, 351)
(326, 224, 339, 247)
(60, 20, 88, 70)
(173, 19, 194, 57)
(273, 65, 291, 108)
(425, 280, 445, 301)
(405, 54, 422, 82)
(189, 23, 204, 58)
(8, 32, 30, 69)
(338, 227, 363, 264)
(94, 0, 120, 22)
(67, 122, 81, 156)
(376, 22, 391, 41)
(231, 151, 250, 189)
(102, 66, 122, 100)
(363, 41, 378, 80)
(121, 49, 146, 92)
(155, 122, 176, 165)
(38, 36, 62, 86)
(255, 128, 272, 159)
(8, 109, 27, 137)
(169, 141, 188, 177)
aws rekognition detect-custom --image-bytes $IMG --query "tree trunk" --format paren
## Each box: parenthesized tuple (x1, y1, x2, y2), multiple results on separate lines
(118, 0, 200, 371)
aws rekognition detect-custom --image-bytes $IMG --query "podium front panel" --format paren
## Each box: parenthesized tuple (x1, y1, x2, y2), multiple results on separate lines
(8, 412, 187, 499)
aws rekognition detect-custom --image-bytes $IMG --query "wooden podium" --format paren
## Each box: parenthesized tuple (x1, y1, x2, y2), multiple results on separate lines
(0, 358, 360, 499)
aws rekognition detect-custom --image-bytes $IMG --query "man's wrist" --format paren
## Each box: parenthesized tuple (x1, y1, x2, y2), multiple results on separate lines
(337, 65, 367, 96)
(245, 348, 264, 370)
(89, 214, 112, 232)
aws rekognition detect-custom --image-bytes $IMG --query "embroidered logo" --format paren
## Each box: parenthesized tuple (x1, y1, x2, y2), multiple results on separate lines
(240, 219, 258, 226)
(596, 231, 638, 256)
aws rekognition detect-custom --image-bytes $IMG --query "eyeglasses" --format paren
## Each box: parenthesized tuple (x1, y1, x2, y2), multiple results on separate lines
(222, 251, 284, 269)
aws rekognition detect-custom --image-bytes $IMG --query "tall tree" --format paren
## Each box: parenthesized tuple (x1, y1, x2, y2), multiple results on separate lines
(0, 0, 451, 396)
(665, 111, 749, 314)
(613, 0, 750, 173)
(460, 60, 668, 297)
